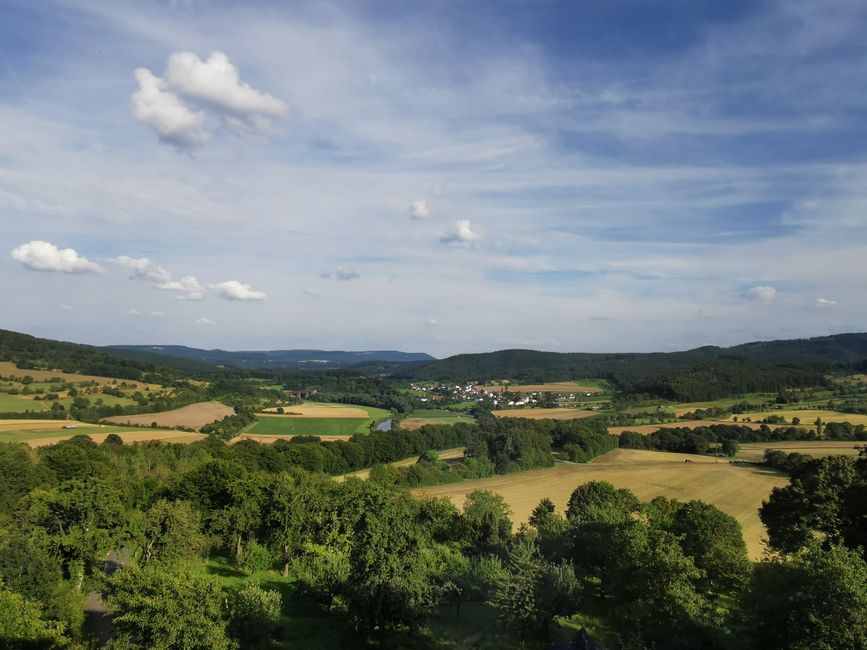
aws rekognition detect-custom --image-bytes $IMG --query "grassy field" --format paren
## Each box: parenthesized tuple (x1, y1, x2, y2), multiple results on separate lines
(247, 417, 370, 437)
(0, 419, 205, 446)
(246, 402, 391, 438)
(104, 401, 235, 429)
(339, 447, 467, 481)
(413, 448, 788, 559)
(494, 407, 597, 420)
(723, 408, 867, 426)
(0, 393, 51, 412)
(400, 409, 474, 430)
(736, 440, 866, 461)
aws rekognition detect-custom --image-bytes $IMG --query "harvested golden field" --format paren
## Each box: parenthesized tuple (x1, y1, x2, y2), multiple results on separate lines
(482, 382, 603, 394)
(104, 401, 235, 429)
(340, 447, 467, 481)
(413, 448, 788, 559)
(494, 408, 597, 420)
(0, 420, 205, 447)
(25, 430, 206, 448)
(0, 419, 94, 432)
(231, 433, 354, 444)
(0, 361, 160, 390)
(723, 409, 867, 426)
(260, 404, 371, 418)
(736, 440, 866, 462)
(607, 420, 768, 435)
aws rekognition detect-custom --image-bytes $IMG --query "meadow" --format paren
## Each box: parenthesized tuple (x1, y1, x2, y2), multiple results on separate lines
(244, 402, 392, 438)
(399, 408, 474, 430)
(413, 448, 789, 559)
(606, 419, 769, 435)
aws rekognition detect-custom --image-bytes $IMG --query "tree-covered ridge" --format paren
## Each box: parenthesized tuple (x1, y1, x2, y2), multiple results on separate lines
(395, 335, 867, 400)
(0, 329, 209, 381)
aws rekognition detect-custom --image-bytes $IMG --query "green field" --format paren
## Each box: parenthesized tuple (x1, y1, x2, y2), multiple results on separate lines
(0, 424, 179, 443)
(0, 393, 51, 412)
(247, 417, 371, 437)
(247, 404, 392, 437)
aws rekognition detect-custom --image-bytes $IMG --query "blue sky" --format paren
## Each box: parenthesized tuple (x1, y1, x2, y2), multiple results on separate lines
(1, 0, 865, 356)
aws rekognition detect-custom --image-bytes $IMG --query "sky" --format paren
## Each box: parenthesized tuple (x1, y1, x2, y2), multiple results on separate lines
(1, 0, 866, 357)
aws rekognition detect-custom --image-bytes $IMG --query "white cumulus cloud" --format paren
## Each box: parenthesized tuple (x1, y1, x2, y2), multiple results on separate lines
(165, 51, 287, 118)
(441, 219, 481, 244)
(131, 51, 286, 150)
(212, 280, 267, 301)
(743, 285, 777, 302)
(815, 297, 838, 308)
(196, 317, 215, 325)
(158, 275, 204, 300)
(11, 241, 103, 273)
(409, 199, 429, 220)
(127, 308, 141, 316)
(150, 310, 166, 317)
(115, 256, 172, 284)
(60, 304, 75, 312)
(131, 68, 210, 150)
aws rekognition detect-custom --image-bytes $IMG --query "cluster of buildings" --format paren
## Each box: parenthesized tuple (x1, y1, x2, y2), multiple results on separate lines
(410, 382, 554, 408)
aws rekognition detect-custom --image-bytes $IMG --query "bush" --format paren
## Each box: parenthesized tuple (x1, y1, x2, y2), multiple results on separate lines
(228, 583, 282, 649)
(239, 541, 273, 574)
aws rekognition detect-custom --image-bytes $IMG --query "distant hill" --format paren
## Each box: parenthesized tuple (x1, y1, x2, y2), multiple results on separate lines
(395, 333, 867, 401)
(0, 329, 210, 381)
(105, 345, 436, 370)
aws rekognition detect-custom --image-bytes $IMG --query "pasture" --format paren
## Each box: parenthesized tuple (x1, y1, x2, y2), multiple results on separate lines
(400, 409, 474, 430)
(413, 448, 788, 559)
(247, 417, 369, 437)
(247, 402, 392, 437)
(494, 407, 597, 420)
(339, 447, 467, 480)
(0, 419, 205, 447)
(104, 401, 235, 429)
(736, 440, 866, 462)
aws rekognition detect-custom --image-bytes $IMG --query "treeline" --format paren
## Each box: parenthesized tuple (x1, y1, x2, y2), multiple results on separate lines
(619, 422, 867, 457)
(3, 432, 864, 649)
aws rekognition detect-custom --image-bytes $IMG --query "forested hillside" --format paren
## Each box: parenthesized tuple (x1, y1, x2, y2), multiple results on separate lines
(397, 334, 867, 400)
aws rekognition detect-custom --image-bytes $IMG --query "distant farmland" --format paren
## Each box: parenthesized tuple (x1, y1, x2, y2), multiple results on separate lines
(494, 408, 597, 420)
(244, 402, 391, 438)
(736, 440, 866, 461)
(0, 419, 205, 446)
(413, 448, 788, 559)
(105, 401, 235, 429)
